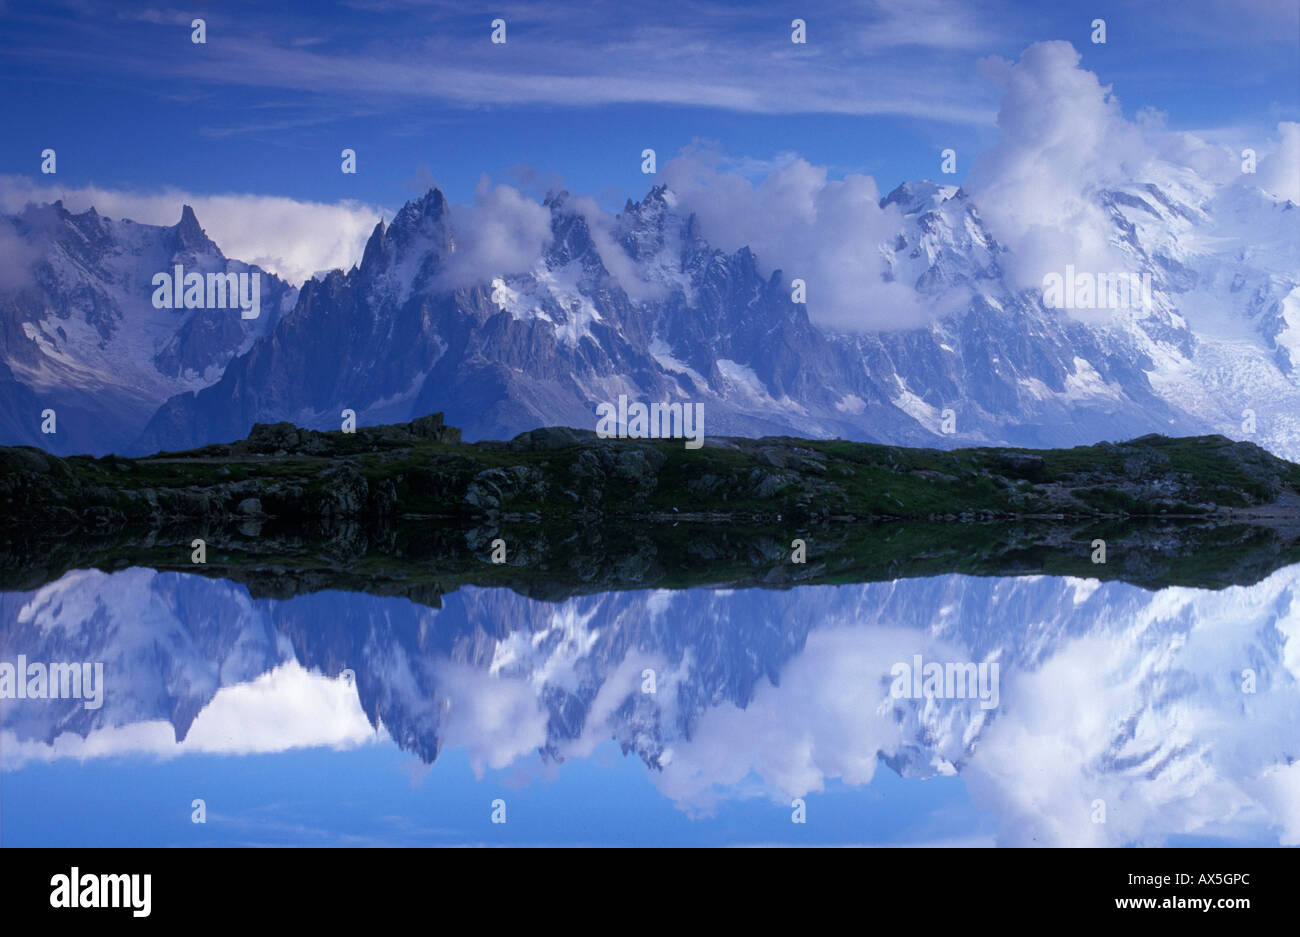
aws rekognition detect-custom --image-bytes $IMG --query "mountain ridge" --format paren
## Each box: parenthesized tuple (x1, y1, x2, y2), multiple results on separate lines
(3, 169, 1297, 460)
(0, 199, 296, 454)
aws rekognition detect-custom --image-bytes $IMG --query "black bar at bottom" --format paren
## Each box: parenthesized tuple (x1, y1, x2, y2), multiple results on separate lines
(1, 846, 1286, 924)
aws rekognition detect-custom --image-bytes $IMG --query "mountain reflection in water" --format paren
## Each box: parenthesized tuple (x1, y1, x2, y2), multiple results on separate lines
(2, 565, 1297, 847)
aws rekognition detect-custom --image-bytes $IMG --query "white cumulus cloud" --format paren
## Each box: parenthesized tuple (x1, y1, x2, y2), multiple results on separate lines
(964, 41, 1150, 294)
(1257, 121, 1300, 205)
(664, 148, 935, 331)
(436, 176, 554, 291)
(0, 176, 384, 286)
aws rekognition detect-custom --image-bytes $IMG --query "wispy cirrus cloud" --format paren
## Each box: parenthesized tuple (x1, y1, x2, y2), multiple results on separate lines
(1, 0, 1003, 124)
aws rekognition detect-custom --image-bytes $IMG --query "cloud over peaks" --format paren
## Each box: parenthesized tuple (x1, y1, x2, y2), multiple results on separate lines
(965, 41, 1149, 293)
(664, 148, 935, 331)
(0, 177, 385, 287)
(436, 177, 554, 291)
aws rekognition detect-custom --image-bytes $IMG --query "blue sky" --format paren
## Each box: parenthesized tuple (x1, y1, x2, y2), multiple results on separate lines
(1, 723, 1279, 847)
(0, 739, 994, 847)
(1, 0, 1296, 213)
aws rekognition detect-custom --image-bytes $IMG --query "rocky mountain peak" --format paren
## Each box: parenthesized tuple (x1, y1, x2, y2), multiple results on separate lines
(168, 203, 216, 254)
(881, 180, 963, 214)
(392, 187, 447, 229)
(359, 218, 387, 271)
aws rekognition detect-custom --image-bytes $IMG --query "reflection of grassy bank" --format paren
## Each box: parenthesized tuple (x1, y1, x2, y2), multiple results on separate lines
(1, 514, 1296, 606)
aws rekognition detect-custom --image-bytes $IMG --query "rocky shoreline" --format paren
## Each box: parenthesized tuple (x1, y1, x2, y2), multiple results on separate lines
(4, 413, 1300, 529)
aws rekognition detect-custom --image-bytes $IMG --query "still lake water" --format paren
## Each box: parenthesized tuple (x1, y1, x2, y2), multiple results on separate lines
(2, 565, 1298, 846)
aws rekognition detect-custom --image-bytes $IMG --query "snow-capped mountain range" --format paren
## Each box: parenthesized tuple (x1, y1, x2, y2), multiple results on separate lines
(2, 169, 1297, 458)
(0, 200, 296, 454)
(3, 565, 1298, 846)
